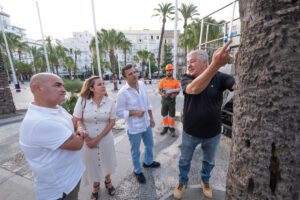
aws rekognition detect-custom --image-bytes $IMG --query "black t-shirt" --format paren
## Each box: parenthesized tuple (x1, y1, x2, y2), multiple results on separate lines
(181, 72, 235, 138)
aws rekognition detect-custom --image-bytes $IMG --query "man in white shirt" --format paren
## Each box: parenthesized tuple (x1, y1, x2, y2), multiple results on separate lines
(19, 73, 86, 200)
(116, 64, 160, 184)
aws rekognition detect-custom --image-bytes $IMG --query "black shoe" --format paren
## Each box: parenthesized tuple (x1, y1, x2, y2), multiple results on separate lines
(160, 127, 169, 135)
(170, 128, 175, 137)
(134, 172, 146, 183)
(143, 161, 161, 168)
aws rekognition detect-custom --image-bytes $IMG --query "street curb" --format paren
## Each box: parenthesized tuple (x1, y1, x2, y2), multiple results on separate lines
(0, 114, 25, 126)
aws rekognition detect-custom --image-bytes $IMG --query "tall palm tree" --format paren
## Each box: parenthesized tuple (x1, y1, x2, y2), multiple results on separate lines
(153, 2, 174, 75)
(102, 29, 126, 90)
(15, 41, 29, 62)
(74, 49, 81, 70)
(0, 47, 16, 115)
(34, 46, 47, 72)
(180, 17, 224, 52)
(120, 38, 132, 66)
(226, 0, 300, 199)
(63, 56, 76, 79)
(179, 2, 199, 65)
(135, 50, 151, 78)
(55, 44, 68, 75)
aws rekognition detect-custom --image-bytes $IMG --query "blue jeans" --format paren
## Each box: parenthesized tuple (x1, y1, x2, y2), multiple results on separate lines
(127, 126, 154, 174)
(178, 131, 221, 185)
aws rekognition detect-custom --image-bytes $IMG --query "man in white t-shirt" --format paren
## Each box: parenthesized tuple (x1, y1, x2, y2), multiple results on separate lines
(19, 73, 86, 200)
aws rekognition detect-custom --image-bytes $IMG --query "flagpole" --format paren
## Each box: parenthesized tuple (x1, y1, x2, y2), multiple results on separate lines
(0, 8, 20, 91)
(91, 0, 102, 79)
(36, 1, 51, 72)
(173, 0, 178, 78)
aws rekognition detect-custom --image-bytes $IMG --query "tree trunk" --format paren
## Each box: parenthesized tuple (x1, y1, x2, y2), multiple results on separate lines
(157, 18, 166, 77)
(124, 51, 127, 66)
(142, 60, 146, 78)
(109, 50, 118, 90)
(0, 48, 16, 115)
(55, 65, 59, 75)
(226, 1, 300, 199)
(68, 69, 72, 80)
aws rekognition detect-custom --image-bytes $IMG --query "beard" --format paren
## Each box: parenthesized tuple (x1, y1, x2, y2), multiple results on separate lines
(167, 74, 172, 78)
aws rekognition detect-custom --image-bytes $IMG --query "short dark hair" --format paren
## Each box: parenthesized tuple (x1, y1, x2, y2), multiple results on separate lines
(122, 64, 134, 77)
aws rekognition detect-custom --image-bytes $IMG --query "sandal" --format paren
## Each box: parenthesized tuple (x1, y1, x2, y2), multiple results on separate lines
(91, 182, 99, 200)
(104, 180, 116, 196)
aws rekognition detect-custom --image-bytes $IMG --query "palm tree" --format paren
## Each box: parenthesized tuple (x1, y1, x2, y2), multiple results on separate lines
(15, 40, 29, 62)
(179, 2, 199, 65)
(32, 46, 47, 73)
(101, 29, 126, 90)
(63, 56, 76, 79)
(0, 47, 16, 115)
(226, 0, 300, 199)
(74, 49, 81, 70)
(153, 2, 174, 75)
(55, 44, 68, 75)
(180, 17, 224, 52)
(135, 50, 151, 78)
(120, 38, 132, 66)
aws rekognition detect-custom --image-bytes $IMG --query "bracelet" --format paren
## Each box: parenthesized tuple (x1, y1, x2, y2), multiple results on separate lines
(78, 126, 85, 130)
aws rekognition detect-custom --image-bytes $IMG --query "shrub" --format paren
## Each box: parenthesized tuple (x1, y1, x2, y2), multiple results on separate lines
(60, 93, 78, 114)
(63, 78, 83, 93)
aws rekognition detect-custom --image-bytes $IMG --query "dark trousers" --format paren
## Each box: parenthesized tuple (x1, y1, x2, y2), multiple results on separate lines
(57, 180, 81, 200)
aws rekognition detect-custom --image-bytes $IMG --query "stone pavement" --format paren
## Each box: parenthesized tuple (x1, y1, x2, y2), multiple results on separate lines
(0, 81, 231, 200)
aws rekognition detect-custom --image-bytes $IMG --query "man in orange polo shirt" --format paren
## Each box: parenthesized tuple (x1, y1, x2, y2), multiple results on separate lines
(158, 64, 180, 137)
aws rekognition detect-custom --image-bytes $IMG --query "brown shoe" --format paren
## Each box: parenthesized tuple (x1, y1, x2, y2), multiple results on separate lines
(173, 183, 187, 199)
(201, 181, 212, 198)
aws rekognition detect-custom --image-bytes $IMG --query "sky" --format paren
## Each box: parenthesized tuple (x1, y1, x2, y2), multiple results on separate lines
(0, 0, 239, 40)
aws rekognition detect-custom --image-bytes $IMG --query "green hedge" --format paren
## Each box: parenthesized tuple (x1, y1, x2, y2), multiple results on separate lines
(63, 78, 83, 93)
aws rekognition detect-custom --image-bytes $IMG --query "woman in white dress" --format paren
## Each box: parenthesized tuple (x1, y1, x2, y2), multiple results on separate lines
(73, 76, 117, 200)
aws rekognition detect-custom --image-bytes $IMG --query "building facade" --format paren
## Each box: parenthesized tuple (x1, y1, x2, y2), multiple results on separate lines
(61, 31, 93, 75)
(118, 29, 184, 76)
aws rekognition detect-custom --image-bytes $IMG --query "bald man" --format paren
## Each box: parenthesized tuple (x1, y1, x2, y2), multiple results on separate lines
(19, 73, 86, 200)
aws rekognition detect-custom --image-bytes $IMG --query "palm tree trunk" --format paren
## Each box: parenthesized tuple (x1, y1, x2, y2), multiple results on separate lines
(124, 51, 127, 66)
(68, 69, 72, 80)
(109, 50, 118, 90)
(142, 60, 146, 78)
(157, 18, 166, 77)
(55, 65, 59, 75)
(226, 1, 300, 199)
(0, 48, 16, 115)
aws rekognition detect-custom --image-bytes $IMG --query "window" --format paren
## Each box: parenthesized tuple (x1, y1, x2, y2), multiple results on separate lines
(144, 36, 147, 40)
(178, 58, 183, 65)
(164, 39, 167, 44)
(156, 36, 159, 40)
(151, 35, 153, 40)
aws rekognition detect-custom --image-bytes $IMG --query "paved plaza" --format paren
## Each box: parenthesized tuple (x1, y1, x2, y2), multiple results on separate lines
(0, 80, 231, 200)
